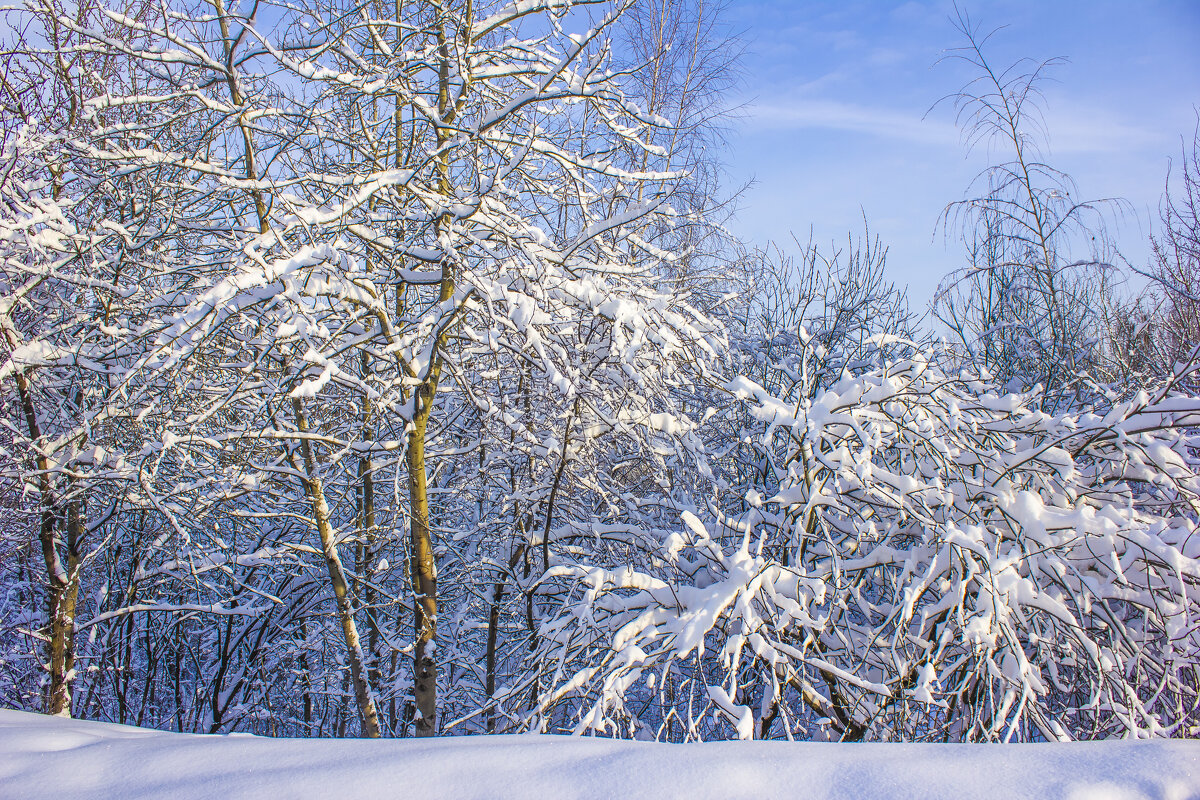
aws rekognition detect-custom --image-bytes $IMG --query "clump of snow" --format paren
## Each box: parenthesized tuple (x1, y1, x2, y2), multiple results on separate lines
(1, 710, 1197, 800)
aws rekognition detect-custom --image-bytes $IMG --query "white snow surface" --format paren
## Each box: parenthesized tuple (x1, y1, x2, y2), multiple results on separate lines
(2, 711, 1199, 800)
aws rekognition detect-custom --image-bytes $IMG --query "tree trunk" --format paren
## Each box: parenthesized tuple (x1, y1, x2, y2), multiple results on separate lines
(357, 351, 383, 716)
(46, 499, 80, 716)
(407, 405, 438, 737)
(484, 585, 502, 733)
(292, 398, 381, 738)
(401, 11, 458, 735)
(4, 323, 78, 716)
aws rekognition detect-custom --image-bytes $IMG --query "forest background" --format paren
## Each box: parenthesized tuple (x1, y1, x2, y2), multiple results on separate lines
(1, 0, 1199, 745)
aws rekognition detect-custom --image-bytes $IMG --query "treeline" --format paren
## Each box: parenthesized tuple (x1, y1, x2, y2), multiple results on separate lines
(0, 0, 1197, 742)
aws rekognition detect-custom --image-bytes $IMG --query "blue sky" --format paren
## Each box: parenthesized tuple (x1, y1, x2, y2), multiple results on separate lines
(721, 0, 1200, 310)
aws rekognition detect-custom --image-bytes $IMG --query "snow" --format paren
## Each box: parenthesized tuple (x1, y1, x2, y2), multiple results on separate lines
(2, 710, 1198, 800)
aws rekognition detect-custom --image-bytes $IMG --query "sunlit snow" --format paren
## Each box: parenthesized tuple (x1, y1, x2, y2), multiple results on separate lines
(2, 710, 1198, 800)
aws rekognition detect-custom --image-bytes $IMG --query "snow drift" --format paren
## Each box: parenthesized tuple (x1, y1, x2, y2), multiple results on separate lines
(1, 709, 1197, 800)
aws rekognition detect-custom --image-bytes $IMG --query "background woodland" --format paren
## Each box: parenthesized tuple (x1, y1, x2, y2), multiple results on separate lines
(2, 0, 1199, 742)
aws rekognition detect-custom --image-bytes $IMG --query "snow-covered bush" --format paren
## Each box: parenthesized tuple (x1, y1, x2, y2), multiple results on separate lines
(530, 343, 1200, 741)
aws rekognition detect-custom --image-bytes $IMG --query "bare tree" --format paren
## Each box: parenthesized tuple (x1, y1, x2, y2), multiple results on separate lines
(932, 9, 1123, 405)
(1113, 125, 1200, 389)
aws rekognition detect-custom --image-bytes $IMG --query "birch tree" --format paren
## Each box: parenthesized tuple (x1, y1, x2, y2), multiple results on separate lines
(933, 12, 1122, 404)
(38, 0, 727, 737)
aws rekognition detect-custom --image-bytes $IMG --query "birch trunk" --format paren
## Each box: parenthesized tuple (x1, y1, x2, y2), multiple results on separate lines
(407, 403, 438, 737)
(400, 4, 463, 737)
(4, 323, 78, 716)
(293, 398, 382, 738)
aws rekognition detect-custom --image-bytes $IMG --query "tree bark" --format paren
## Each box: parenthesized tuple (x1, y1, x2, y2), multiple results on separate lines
(357, 351, 383, 714)
(293, 398, 381, 738)
(4, 322, 78, 716)
(47, 494, 80, 716)
(400, 6, 463, 736)
(407, 402, 438, 737)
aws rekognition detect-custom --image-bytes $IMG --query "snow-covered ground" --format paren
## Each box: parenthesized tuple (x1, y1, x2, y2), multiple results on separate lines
(1, 710, 1198, 800)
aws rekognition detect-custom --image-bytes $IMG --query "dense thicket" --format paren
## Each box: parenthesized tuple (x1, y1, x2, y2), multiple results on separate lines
(1, 0, 1198, 742)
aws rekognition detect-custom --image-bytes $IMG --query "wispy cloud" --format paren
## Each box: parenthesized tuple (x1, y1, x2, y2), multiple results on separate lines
(744, 98, 958, 146)
(1041, 103, 1169, 155)
(746, 94, 1171, 157)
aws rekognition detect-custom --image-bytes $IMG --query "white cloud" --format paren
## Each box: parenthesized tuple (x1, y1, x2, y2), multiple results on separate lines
(1041, 102, 1170, 155)
(743, 98, 959, 146)
(744, 93, 1172, 159)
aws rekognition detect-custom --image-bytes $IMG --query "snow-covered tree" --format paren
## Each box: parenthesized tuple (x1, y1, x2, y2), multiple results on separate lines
(532, 342, 1200, 741)
(19, 0, 728, 737)
(4, 0, 1198, 749)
